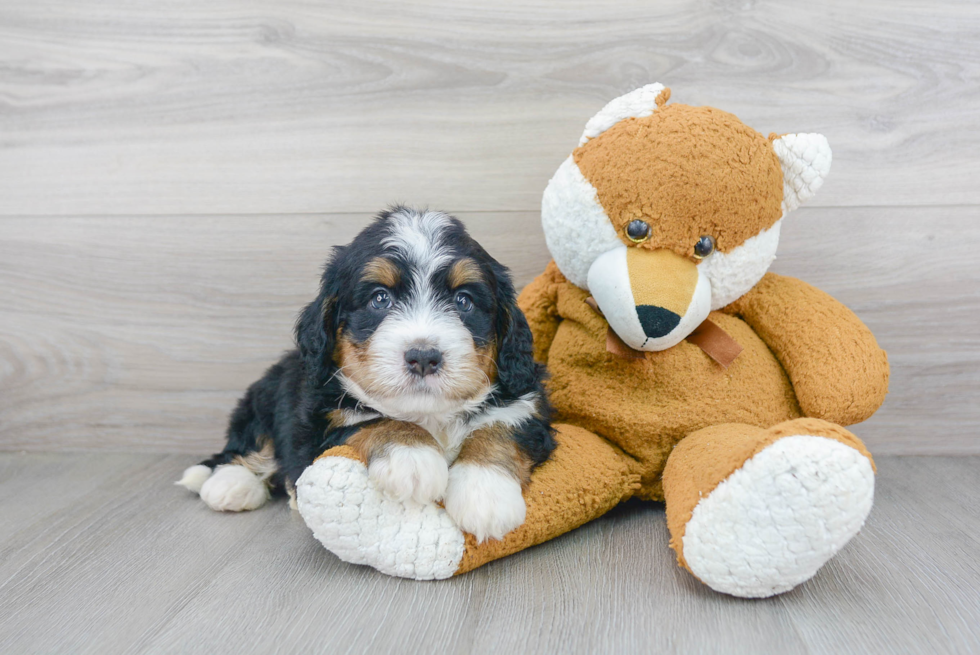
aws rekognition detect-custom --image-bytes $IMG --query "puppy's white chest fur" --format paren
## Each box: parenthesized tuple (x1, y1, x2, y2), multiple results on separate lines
(417, 416, 471, 462)
(417, 391, 541, 462)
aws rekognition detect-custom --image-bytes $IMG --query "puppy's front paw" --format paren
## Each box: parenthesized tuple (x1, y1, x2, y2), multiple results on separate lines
(368, 444, 449, 505)
(445, 464, 526, 542)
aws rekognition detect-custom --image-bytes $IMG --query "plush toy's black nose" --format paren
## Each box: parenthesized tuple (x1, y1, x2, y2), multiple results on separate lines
(636, 305, 681, 339)
(405, 347, 443, 377)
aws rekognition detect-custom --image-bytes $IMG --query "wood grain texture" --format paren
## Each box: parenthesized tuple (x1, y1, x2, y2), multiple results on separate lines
(1, 207, 977, 454)
(0, 452, 977, 654)
(1, 0, 979, 215)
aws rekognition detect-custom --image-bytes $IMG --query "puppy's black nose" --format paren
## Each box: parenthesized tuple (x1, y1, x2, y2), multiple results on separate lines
(405, 347, 443, 377)
(636, 305, 681, 339)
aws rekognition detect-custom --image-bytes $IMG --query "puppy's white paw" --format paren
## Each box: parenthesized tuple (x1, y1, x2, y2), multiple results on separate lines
(174, 464, 212, 494)
(368, 444, 449, 505)
(199, 464, 269, 512)
(445, 463, 526, 543)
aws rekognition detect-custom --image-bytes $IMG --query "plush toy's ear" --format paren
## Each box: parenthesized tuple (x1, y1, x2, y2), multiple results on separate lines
(295, 251, 343, 389)
(771, 133, 832, 213)
(492, 262, 540, 398)
(578, 83, 668, 145)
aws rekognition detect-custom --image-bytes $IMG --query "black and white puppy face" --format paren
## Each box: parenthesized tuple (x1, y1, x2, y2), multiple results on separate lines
(298, 207, 536, 422)
(338, 210, 497, 417)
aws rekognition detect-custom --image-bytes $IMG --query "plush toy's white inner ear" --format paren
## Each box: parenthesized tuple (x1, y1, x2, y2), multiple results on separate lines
(772, 133, 832, 213)
(579, 83, 666, 146)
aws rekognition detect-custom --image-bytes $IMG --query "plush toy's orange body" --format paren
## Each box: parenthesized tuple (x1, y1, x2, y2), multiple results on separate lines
(523, 266, 885, 503)
(298, 85, 889, 597)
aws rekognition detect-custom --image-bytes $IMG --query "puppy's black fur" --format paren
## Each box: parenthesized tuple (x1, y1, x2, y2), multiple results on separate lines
(196, 207, 554, 496)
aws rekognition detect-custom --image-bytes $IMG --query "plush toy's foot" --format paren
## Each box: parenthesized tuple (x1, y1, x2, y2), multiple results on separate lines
(664, 418, 875, 598)
(296, 446, 465, 580)
(296, 426, 640, 579)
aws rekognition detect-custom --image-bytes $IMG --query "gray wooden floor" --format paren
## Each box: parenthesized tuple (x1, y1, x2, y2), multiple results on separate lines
(0, 452, 977, 655)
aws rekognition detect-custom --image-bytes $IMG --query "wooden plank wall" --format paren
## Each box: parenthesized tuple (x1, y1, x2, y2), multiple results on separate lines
(1, 0, 978, 454)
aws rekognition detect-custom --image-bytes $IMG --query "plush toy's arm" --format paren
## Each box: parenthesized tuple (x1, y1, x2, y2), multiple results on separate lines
(728, 273, 889, 426)
(517, 260, 565, 364)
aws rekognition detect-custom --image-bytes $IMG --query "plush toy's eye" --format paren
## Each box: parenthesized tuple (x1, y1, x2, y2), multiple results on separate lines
(370, 289, 393, 310)
(693, 235, 716, 259)
(454, 291, 473, 313)
(626, 220, 651, 242)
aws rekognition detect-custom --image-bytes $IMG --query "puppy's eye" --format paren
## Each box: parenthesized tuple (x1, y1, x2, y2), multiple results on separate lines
(626, 220, 651, 243)
(454, 291, 473, 313)
(693, 235, 716, 259)
(370, 289, 393, 310)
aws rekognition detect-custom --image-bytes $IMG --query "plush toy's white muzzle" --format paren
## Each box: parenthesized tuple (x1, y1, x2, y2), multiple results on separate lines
(587, 246, 712, 352)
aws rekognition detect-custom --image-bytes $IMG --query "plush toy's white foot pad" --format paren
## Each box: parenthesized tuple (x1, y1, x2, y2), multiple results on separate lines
(682, 435, 875, 598)
(296, 456, 465, 580)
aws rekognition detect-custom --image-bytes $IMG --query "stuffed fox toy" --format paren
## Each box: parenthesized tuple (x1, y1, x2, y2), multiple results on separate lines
(296, 84, 889, 598)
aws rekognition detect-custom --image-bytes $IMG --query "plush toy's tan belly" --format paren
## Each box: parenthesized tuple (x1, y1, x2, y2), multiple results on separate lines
(546, 294, 801, 500)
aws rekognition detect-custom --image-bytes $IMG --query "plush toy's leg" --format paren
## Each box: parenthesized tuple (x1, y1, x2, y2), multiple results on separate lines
(296, 424, 639, 580)
(663, 417, 876, 598)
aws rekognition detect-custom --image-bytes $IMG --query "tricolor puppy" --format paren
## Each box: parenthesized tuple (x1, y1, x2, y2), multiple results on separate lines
(176, 207, 554, 542)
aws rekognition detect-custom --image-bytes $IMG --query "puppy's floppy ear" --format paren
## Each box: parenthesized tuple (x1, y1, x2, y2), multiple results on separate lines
(295, 249, 343, 389)
(493, 262, 540, 397)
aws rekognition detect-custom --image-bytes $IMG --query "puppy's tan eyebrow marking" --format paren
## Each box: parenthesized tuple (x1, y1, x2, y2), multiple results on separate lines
(448, 258, 484, 288)
(361, 257, 400, 287)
